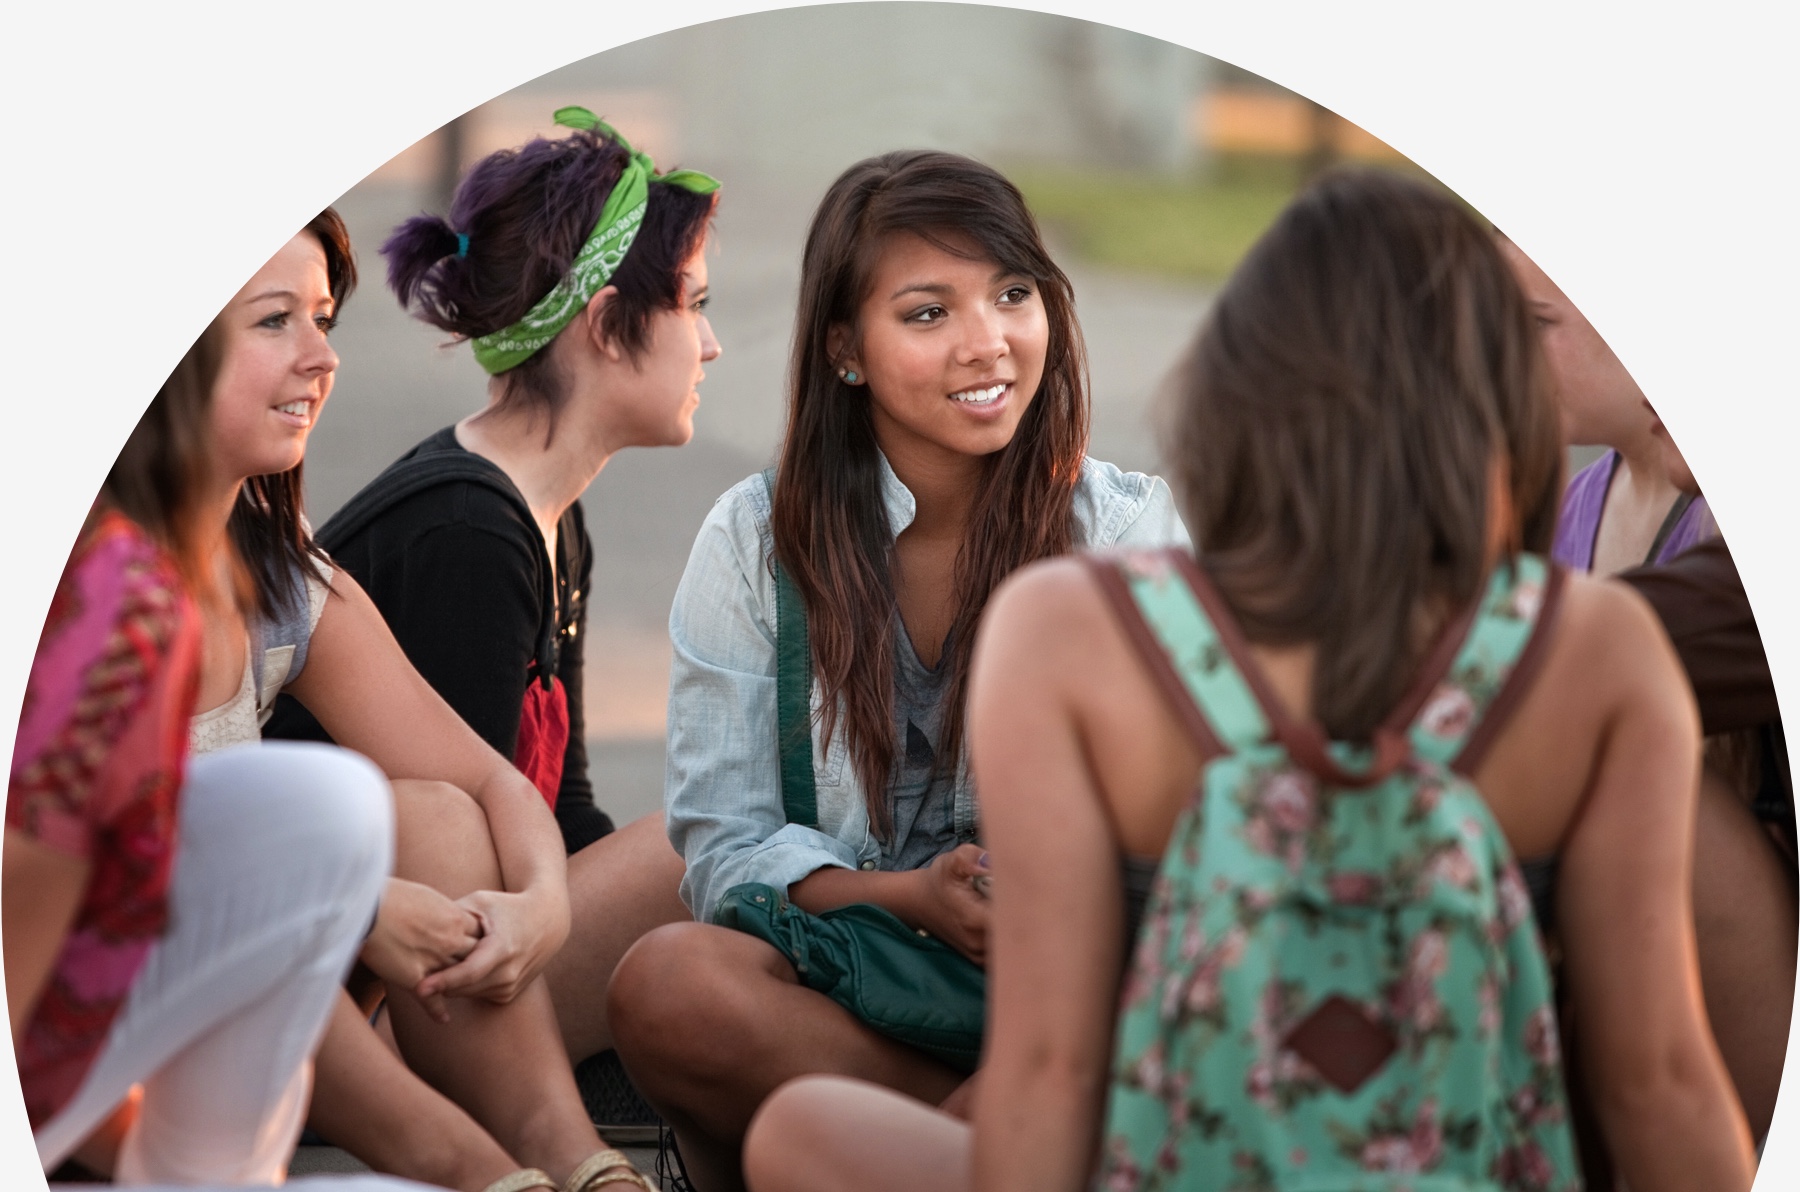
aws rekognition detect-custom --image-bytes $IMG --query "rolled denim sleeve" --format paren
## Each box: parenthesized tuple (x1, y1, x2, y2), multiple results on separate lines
(664, 481, 859, 921)
(1076, 459, 1192, 550)
(1115, 474, 1191, 550)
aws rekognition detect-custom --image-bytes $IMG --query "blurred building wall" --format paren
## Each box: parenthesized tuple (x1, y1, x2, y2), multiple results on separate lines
(525, 4, 1210, 190)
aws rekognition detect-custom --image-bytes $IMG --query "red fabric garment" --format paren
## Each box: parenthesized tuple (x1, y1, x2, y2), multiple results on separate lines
(8, 512, 200, 1127)
(513, 675, 568, 810)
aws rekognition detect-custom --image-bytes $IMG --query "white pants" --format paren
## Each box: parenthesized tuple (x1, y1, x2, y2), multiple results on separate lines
(123, 1182, 439, 1192)
(35, 743, 393, 1186)
(123, 1181, 439, 1192)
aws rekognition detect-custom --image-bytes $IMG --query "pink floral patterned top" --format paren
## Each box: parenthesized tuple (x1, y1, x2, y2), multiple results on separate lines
(7, 511, 200, 1127)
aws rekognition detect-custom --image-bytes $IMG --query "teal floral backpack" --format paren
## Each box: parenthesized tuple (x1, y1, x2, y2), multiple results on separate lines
(1087, 549, 1581, 1192)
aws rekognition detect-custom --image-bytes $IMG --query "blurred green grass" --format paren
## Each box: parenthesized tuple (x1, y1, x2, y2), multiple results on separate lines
(1013, 155, 1442, 284)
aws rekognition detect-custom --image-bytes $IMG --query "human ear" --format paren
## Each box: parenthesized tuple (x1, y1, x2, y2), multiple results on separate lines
(825, 324, 863, 384)
(582, 286, 624, 363)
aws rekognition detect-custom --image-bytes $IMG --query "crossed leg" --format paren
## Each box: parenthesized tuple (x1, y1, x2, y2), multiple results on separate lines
(544, 814, 691, 1062)
(607, 922, 965, 1192)
(306, 779, 604, 1192)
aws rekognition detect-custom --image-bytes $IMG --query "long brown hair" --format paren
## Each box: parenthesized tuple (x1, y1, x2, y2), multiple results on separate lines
(101, 324, 225, 589)
(1168, 168, 1563, 740)
(771, 150, 1090, 836)
(227, 208, 356, 618)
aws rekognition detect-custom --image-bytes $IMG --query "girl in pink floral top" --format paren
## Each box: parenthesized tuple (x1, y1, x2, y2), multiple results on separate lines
(6, 267, 395, 1187)
(7, 509, 200, 1127)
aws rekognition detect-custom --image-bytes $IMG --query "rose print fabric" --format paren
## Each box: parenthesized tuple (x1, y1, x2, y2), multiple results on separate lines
(1088, 550, 1580, 1191)
(7, 511, 200, 1127)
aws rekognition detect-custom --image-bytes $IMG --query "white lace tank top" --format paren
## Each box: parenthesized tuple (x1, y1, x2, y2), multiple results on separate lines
(189, 559, 333, 757)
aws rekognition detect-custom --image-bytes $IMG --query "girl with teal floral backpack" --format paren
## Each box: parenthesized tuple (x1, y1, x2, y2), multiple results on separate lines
(741, 170, 1755, 1192)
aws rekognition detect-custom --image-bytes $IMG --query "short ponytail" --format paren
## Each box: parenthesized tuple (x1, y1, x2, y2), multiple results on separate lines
(383, 213, 465, 314)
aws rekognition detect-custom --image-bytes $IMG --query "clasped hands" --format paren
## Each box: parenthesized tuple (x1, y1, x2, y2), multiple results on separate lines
(901, 843, 992, 966)
(358, 876, 568, 1022)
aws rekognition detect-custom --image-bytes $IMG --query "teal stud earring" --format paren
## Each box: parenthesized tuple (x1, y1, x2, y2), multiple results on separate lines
(840, 368, 859, 384)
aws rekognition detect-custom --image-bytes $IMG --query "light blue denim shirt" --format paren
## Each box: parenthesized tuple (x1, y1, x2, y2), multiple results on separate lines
(665, 453, 1191, 920)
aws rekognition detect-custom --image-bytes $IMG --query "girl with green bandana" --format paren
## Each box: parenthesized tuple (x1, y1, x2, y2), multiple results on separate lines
(255, 110, 719, 1192)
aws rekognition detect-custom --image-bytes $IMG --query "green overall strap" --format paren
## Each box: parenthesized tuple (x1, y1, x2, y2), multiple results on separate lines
(763, 468, 818, 829)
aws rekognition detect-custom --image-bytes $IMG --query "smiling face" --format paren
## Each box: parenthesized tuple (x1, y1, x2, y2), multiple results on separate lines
(1497, 236, 1651, 450)
(840, 232, 1049, 474)
(599, 246, 719, 448)
(208, 232, 339, 485)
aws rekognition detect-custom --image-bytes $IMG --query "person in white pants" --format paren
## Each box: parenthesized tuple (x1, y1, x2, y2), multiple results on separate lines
(130, 1182, 440, 1192)
(33, 742, 395, 1185)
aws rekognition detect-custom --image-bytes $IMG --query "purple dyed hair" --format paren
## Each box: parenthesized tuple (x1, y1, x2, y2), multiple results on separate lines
(382, 127, 716, 424)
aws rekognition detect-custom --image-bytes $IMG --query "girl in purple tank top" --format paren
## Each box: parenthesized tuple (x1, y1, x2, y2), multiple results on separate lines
(1552, 448, 1711, 571)
(1498, 239, 1713, 573)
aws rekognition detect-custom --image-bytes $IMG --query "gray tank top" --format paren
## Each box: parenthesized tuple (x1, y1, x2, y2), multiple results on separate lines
(188, 556, 332, 757)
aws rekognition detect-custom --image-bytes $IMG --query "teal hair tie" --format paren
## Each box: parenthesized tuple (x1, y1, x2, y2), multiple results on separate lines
(455, 233, 470, 259)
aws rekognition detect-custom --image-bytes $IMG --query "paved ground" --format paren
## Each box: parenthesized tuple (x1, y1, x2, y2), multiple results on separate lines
(314, 170, 1217, 830)
(289, 1145, 667, 1188)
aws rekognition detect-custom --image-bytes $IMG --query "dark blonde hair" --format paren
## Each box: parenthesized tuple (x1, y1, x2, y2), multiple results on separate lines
(1170, 168, 1563, 740)
(102, 325, 223, 588)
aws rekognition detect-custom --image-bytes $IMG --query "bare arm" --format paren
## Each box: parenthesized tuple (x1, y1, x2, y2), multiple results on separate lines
(968, 565, 1132, 1192)
(285, 570, 570, 1000)
(1557, 586, 1756, 1191)
(4, 829, 90, 1044)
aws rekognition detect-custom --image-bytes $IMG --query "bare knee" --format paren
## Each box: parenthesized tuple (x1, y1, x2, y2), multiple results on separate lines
(606, 922, 720, 1045)
(390, 779, 500, 896)
(608, 922, 786, 1075)
(745, 1076, 970, 1192)
(743, 1076, 846, 1192)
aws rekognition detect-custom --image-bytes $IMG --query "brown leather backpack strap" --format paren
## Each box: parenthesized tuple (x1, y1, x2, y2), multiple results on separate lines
(1169, 553, 1413, 790)
(1452, 563, 1570, 775)
(1082, 552, 1226, 759)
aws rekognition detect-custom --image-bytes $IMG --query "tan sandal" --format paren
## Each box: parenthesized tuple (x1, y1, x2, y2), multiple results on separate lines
(482, 1170, 558, 1192)
(562, 1147, 657, 1192)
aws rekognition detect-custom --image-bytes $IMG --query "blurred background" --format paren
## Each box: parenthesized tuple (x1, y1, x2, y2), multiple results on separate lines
(311, 3, 1440, 828)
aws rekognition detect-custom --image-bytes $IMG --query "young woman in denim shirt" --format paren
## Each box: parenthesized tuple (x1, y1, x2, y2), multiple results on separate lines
(608, 150, 1188, 1191)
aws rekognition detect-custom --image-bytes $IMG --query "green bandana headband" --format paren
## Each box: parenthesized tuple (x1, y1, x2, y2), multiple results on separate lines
(470, 107, 720, 375)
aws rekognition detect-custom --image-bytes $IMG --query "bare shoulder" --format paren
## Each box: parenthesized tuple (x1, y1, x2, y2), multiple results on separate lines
(1549, 570, 1692, 705)
(980, 556, 1120, 668)
(975, 554, 1145, 721)
(314, 563, 383, 635)
(1462, 568, 1699, 855)
(1525, 569, 1698, 761)
(988, 554, 1106, 618)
